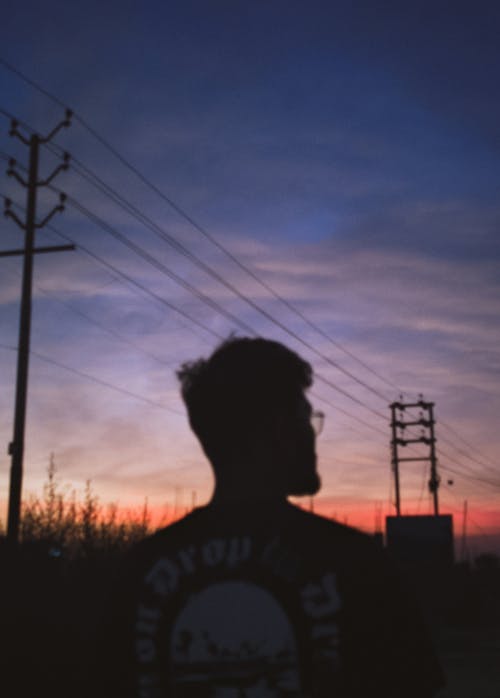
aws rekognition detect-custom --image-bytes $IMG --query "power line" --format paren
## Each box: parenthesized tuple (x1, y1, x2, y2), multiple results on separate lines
(0, 343, 184, 415)
(437, 445, 500, 489)
(53, 144, 401, 399)
(439, 461, 500, 493)
(3, 192, 389, 440)
(1, 67, 403, 409)
(309, 389, 388, 438)
(0, 191, 225, 343)
(66, 196, 258, 337)
(1, 103, 404, 422)
(439, 422, 498, 474)
(2, 64, 498, 479)
(47, 149, 394, 406)
(42, 184, 390, 420)
(439, 432, 499, 479)
(2, 262, 185, 368)
(5, 164, 497, 466)
(3, 202, 389, 440)
(1, 193, 497, 487)
(3, 187, 388, 437)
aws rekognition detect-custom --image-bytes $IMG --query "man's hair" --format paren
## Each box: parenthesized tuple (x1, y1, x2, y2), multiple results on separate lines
(177, 337, 312, 468)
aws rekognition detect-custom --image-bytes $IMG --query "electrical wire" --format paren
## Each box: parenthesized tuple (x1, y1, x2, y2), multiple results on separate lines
(0, 343, 184, 415)
(438, 428, 499, 477)
(1, 62, 499, 487)
(1, 192, 390, 439)
(45, 185, 390, 420)
(0, 190, 225, 342)
(53, 144, 401, 398)
(49, 156, 395, 406)
(2, 262, 184, 368)
(67, 196, 258, 336)
(1, 101, 409, 425)
(3, 101, 400, 409)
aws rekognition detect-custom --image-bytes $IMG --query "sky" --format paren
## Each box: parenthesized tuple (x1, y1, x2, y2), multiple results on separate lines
(1, 1, 499, 553)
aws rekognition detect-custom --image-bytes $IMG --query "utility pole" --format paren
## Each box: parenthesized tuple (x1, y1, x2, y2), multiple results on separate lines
(2, 111, 74, 544)
(390, 410, 402, 516)
(389, 397, 440, 517)
(461, 499, 468, 562)
(374, 500, 382, 534)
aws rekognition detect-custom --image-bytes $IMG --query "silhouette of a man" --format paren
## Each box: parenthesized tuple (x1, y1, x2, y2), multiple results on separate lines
(104, 337, 444, 697)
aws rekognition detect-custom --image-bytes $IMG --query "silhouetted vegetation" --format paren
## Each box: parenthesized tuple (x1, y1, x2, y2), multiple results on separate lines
(0, 462, 156, 698)
(17, 458, 151, 559)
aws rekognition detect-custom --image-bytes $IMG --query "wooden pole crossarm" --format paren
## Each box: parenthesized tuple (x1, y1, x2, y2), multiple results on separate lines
(0, 244, 75, 258)
(35, 197, 65, 228)
(4, 205, 26, 230)
(7, 166, 28, 188)
(39, 109, 72, 144)
(37, 157, 70, 187)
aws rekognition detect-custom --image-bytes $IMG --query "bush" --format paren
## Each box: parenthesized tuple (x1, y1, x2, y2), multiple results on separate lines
(19, 456, 151, 559)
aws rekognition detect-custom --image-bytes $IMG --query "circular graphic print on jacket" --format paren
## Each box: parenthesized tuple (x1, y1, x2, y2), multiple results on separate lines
(169, 580, 301, 696)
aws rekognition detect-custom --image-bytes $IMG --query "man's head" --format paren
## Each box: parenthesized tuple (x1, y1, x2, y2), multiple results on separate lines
(177, 337, 321, 498)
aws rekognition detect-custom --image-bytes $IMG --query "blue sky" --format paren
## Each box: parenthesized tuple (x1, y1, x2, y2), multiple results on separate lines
(1, 1, 499, 549)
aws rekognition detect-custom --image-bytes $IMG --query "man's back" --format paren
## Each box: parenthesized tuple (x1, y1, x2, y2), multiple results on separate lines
(104, 501, 444, 697)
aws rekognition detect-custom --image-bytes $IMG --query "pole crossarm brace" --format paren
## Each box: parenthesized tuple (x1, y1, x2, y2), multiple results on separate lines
(39, 110, 72, 144)
(3, 110, 73, 544)
(35, 193, 66, 228)
(391, 399, 435, 410)
(394, 437, 432, 446)
(397, 457, 436, 463)
(3, 198, 25, 229)
(0, 244, 75, 258)
(9, 109, 72, 145)
(6, 163, 28, 188)
(36, 154, 70, 187)
(4, 190, 67, 231)
(393, 419, 433, 429)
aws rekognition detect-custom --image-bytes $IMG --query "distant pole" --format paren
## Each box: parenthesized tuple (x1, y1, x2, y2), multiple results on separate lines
(461, 499, 468, 562)
(390, 403, 401, 516)
(374, 500, 382, 533)
(3, 112, 73, 543)
(427, 403, 439, 515)
(6, 133, 39, 544)
(174, 487, 180, 520)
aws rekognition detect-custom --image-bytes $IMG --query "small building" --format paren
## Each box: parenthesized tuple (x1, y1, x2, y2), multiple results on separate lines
(385, 514, 454, 565)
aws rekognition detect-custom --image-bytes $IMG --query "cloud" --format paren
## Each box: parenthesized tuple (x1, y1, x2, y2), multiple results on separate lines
(1, 5, 499, 533)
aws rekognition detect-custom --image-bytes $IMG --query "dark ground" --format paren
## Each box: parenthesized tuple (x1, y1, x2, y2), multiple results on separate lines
(1, 540, 499, 697)
(402, 556, 500, 698)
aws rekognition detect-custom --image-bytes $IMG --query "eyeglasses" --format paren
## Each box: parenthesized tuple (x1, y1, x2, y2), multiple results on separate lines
(311, 410, 325, 436)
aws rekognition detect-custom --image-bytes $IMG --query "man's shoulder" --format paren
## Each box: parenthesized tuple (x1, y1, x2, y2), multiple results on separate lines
(139, 502, 377, 547)
(287, 504, 368, 538)
(132, 508, 205, 556)
(286, 504, 381, 555)
(127, 502, 384, 578)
